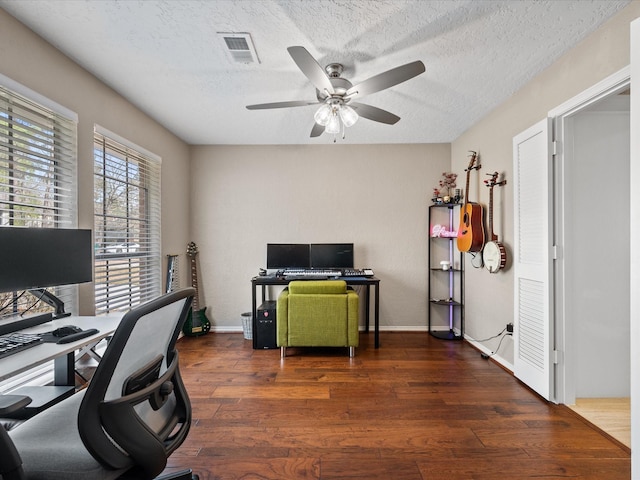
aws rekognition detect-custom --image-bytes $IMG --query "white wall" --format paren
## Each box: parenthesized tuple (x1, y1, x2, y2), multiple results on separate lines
(566, 107, 630, 398)
(451, 2, 640, 367)
(190, 144, 450, 330)
(0, 9, 192, 312)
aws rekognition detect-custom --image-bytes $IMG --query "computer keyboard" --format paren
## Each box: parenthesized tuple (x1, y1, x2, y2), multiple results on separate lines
(0, 332, 43, 360)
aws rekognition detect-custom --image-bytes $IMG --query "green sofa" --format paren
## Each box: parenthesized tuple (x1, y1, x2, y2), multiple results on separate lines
(276, 280, 359, 357)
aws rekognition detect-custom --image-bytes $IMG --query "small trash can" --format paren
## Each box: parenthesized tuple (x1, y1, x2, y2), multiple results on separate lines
(241, 312, 252, 340)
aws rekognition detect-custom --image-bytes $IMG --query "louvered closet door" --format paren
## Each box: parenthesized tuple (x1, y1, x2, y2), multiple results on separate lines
(512, 119, 554, 401)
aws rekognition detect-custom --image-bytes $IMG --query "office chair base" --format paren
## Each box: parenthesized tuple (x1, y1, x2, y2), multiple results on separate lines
(155, 468, 198, 480)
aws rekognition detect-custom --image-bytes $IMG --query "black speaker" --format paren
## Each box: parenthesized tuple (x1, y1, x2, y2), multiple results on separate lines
(254, 300, 277, 349)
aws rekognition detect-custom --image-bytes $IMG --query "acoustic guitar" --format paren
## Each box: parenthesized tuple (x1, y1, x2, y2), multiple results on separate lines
(483, 172, 507, 273)
(182, 242, 211, 336)
(456, 151, 485, 252)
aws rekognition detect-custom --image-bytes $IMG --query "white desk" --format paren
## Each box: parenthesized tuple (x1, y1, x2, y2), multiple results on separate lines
(0, 315, 121, 386)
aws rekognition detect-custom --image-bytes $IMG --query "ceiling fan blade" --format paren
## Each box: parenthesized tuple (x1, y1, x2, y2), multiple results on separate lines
(246, 100, 317, 110)
(287, 46, 335, 95)
(346, 60, 425, 98)
(310, 122, 325, 137)
(350, 102, 401, 125)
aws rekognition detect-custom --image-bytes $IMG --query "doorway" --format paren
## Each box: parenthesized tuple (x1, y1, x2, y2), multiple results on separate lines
(553, 74, 630, 446)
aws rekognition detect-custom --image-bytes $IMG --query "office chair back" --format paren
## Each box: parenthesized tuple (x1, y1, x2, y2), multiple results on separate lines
(78, 288, 194, 478)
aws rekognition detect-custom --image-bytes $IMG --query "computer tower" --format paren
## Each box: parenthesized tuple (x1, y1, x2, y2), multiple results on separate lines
(254, 300, 277, 349)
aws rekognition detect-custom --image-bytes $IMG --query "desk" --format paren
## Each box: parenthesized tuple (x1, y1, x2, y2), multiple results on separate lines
(0, 315, 121, 386)
(251, 276, 381, 348)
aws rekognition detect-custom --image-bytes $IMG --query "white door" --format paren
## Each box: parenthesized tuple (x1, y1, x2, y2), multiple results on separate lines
(512, 119, 554, 401)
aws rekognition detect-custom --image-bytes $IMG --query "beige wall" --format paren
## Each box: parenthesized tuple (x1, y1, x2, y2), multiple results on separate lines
(191, 144, 450, 330)
(451, 2, 640, 365)
(0, 9, 191, 314)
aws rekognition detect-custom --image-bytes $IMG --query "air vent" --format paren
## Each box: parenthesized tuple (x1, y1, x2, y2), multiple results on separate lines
(218, 33, 260, 64)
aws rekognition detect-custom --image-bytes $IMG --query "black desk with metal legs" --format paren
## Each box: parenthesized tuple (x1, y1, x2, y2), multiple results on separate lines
(251, 276, 381, 348)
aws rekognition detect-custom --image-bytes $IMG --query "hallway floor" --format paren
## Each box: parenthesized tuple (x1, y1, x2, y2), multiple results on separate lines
(569, 397, 630, 450)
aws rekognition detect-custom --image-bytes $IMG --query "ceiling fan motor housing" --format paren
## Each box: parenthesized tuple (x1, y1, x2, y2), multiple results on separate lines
(316, 63, 353, 102)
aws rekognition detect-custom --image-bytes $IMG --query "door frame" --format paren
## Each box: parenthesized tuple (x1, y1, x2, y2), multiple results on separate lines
(548, 66, 630, 405)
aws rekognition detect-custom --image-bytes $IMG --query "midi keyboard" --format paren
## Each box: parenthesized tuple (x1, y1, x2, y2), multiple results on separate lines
(278, 268, 374, 278)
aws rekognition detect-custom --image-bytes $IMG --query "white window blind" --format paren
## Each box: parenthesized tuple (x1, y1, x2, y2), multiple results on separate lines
(0, 83, 78, 315)
(93, 129, 161, 314)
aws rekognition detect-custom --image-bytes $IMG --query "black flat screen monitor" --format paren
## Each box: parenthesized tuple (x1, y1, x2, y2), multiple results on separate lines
(266, 243, 310, 269)
(310, 243, 354, 269)
(0, 227, 93, 293)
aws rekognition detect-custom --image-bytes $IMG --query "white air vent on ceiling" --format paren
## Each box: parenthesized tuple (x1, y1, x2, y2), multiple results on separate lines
(218, 32, 260, 64)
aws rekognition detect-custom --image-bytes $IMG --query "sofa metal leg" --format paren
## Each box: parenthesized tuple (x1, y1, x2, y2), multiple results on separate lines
(281, 346, 286, 358)
(349, 346, 355, 358)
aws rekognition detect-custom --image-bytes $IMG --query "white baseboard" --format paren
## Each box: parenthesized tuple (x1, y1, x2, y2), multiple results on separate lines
(464, 336, 514, 373)
(376, 325, 429, 332)
(205, 326, 514, 373)
(209, 325, 432, 334)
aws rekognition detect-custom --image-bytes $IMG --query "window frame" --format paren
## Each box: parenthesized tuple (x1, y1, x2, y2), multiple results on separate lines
(93, 126, 161, 314)
(0, 74, 79, 317)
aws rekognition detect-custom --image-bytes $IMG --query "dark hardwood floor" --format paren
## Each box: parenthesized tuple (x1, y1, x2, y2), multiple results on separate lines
(163, 332, 630, 479)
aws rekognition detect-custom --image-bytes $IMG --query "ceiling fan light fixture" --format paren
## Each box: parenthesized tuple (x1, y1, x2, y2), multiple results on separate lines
(326, 113, 341, 134)
(314, 103, 332, 126)
(339, 105, 358, 127)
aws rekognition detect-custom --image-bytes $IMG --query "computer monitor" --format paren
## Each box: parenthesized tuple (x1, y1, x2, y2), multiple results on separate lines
(0, 227, 93, 293)
(310, 243, 354, 269)
(266, 244, 310, 269)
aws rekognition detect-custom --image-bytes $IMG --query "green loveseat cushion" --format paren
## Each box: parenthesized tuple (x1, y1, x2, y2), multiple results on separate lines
(288, 280, 346, 295)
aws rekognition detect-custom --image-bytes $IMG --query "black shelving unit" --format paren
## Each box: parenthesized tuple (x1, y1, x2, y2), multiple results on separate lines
(428, 203, 464, 340)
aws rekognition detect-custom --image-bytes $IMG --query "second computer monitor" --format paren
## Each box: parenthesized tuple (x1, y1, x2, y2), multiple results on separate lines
(310, 243, 354, 269)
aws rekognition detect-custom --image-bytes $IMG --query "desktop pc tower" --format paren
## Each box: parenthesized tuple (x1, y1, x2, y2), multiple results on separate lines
(254, 301, 277, 349)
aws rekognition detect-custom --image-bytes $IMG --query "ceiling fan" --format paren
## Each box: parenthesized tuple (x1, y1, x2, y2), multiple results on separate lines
(246, 46, 426, 139)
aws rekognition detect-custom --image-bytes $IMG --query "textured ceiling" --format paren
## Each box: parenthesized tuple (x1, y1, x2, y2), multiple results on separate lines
(0, 0, 630, 145)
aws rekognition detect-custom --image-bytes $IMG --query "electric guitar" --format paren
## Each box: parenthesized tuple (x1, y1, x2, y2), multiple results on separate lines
(182, 242, 211, 337)
(457, 151, 485, 253)
(483, 172, 507, 273)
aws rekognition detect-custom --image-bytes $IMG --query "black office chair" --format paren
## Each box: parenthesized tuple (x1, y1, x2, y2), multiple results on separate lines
(0, 288, 199, 480)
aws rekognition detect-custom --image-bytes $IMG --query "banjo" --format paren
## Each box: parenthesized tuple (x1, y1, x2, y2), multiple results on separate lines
(483, 172, 507, 273)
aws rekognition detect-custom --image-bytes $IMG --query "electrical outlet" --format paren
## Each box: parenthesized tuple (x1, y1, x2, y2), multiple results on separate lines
(506, 323, 514, 333)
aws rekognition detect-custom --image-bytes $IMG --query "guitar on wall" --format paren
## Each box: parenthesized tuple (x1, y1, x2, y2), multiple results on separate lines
(457, 151, 485, 253)
(182, 242, 211, 337)
(483, 172, 507, 273)
(165, 254, 179, 293)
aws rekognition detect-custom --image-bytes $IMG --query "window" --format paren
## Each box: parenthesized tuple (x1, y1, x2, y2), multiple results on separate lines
(0, 80, 78, 316)
(93, 127, 161, 314)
